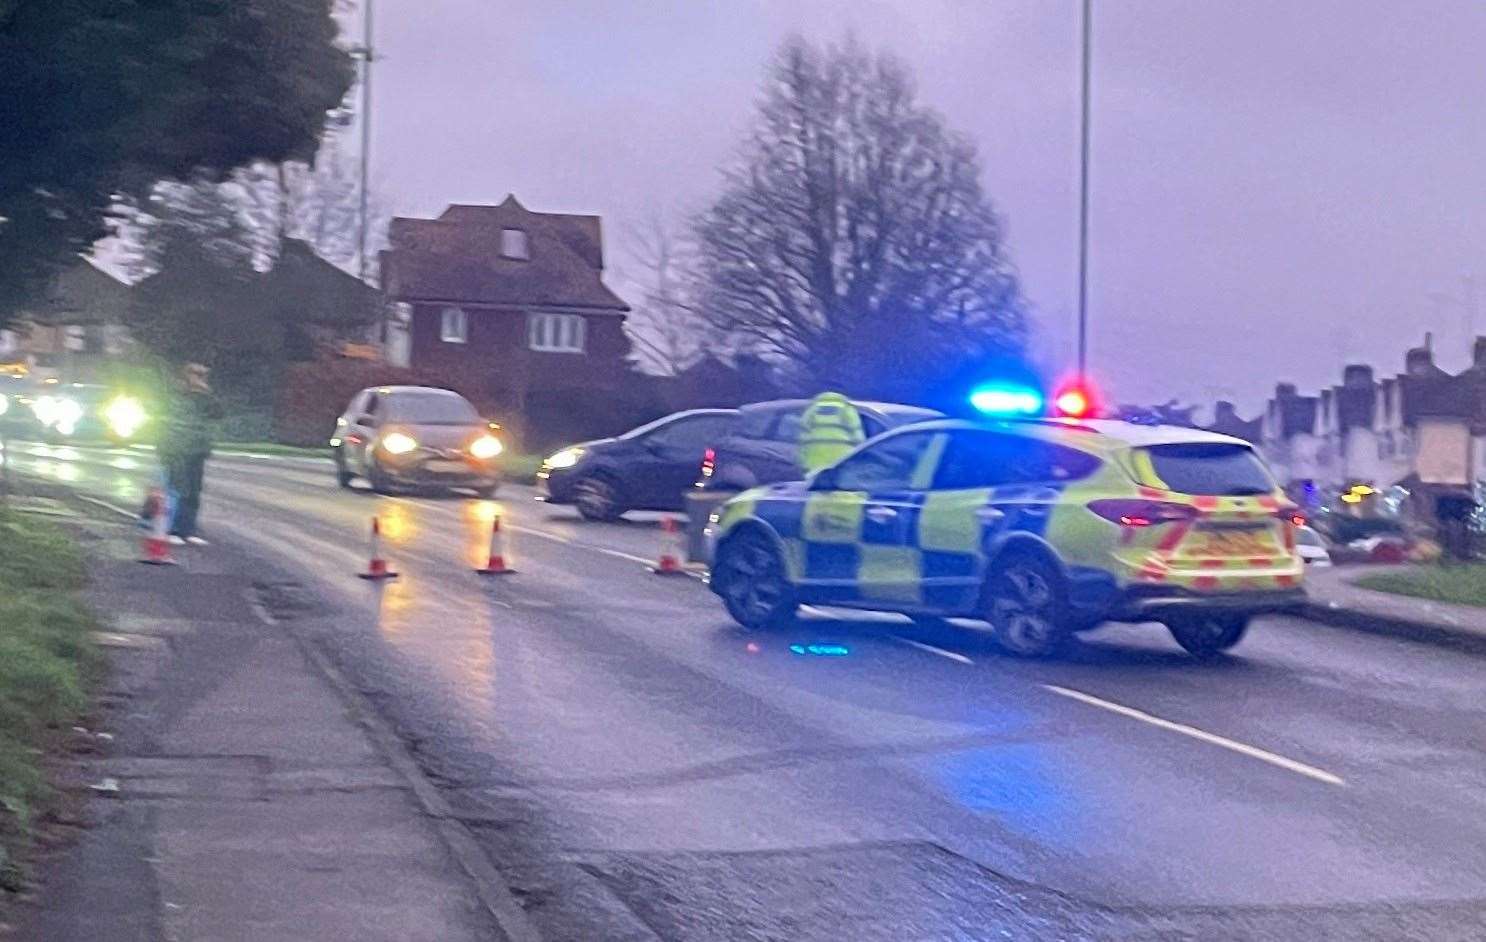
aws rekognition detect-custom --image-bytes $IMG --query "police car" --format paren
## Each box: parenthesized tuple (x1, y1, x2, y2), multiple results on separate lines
(707, 418, 1305, 658)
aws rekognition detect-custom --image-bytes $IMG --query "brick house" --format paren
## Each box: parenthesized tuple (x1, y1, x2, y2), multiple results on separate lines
(4, 261, 133, 381)
(380, 197, 632, 440)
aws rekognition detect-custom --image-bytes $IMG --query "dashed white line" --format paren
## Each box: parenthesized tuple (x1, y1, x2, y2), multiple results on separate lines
(502, 521, 705, 579)
(890, 636, 974, 664)
(1042, 684, 1347, 787)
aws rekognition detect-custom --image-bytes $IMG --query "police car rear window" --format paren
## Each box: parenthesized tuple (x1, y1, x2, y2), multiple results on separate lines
(1141, 443, 1273, 496)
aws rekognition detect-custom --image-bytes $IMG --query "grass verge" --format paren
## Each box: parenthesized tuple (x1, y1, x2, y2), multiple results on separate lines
(0, 507, 100, 889)
(214, 443, 544, 484)
(215, 442, 330, 459)
(1355, 564, 1486, 607)
(504, 454, 543, 485)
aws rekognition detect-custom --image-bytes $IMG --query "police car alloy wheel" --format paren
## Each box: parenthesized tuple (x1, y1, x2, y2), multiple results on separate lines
(984, 554, 1068, 658)
(715, 531, 796, 631)
(1167, 613, 1250, 658)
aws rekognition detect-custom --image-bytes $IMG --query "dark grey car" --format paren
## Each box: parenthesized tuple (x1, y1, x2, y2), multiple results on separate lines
(697, 398, 943, 494)
(332, 386, 505, 496)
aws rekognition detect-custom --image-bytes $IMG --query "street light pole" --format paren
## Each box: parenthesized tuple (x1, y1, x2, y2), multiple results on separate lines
(1076, 0, 1093, 379)
(357, 0, 374, 287)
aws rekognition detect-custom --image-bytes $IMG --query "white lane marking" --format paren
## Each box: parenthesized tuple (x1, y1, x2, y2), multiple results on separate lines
(77, 495, 138, 521)
(1042, 684, 1347, 787)
(502, 521, 706, 580)
(890, 635, 974, 664)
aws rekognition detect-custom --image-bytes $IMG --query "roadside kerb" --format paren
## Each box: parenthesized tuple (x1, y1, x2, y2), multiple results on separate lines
(1299, 564, 1486, 656)
(249, 598, 541, 942)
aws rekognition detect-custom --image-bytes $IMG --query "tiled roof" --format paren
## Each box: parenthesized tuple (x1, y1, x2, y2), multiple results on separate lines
(26, 261, 131, 325)
(384, 196, 628, 313)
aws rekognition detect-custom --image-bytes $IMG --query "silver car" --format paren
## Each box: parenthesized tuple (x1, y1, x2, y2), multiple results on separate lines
(332, 386, 504, 496)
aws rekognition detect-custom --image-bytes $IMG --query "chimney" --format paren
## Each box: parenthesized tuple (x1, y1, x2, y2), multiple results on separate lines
(1405, 346, 1434, 376)
(1275, 382, 1297, 399)
(1342, 364, 1374, 388)
(1474, 336, 1486, 369)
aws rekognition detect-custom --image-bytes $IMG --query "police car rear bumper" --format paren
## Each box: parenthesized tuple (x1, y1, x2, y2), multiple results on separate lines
(1110, 586, 1307, 621)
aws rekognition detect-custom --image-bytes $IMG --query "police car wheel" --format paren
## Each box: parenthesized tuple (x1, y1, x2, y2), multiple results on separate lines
(715, 532, 796, 631)
(984, 555, 1068, 658)
(1167, 613, 1250, 658)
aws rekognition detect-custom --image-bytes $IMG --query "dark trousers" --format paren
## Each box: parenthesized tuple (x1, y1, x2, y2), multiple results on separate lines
(164, 451, 208, 538)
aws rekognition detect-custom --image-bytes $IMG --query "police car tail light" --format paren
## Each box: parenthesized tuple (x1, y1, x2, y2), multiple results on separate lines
(700, 448, 716, 479)
(1087, 499, 1196, 527)
(1274, 504, 1306, 527)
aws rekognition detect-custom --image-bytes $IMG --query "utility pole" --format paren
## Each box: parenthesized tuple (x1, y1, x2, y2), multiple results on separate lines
(1076, 0, 1093, 379)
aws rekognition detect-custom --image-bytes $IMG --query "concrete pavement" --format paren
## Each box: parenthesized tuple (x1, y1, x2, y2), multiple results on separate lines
(1303, 563, 1486, 652)
(14, 499, 529, 942)
(10, 442, 1486, 939)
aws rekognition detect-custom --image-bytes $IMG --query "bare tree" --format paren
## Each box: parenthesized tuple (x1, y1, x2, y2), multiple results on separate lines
(693, 36, 1026, 403)
(232, 129, 391, 277)
(622, 213, 717, 376)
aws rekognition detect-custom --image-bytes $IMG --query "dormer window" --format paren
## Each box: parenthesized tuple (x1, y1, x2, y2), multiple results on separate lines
(500, 228, 529, 260)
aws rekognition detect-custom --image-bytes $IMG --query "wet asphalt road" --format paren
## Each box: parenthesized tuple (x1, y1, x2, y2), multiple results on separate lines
(9, 440, 1486, 939)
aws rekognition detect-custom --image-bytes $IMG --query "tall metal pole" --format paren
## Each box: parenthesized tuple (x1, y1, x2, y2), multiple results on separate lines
(357, 0, 373, 286)
(1076, 0, 1092, 378)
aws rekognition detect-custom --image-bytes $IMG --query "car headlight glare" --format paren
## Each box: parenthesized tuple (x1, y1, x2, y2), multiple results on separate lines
(380, 432, 418, 455)
(103, 396, 147, 438)
(469, 435, 503, 460)
(546, 447, 583, 469)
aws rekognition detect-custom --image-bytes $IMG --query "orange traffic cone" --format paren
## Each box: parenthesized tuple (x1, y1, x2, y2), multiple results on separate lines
(650, 515, 685, 576)
(357, 516, 398, 580)
(138, 487, 176, 566)
(475, 514, 515, 575)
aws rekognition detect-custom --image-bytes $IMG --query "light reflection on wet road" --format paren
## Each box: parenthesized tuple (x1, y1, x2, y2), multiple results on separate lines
(11, 439, 1486, 938)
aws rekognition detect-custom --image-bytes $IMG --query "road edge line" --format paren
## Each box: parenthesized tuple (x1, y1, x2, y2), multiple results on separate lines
(250, 597, 542, 942)
(1042, 684, 1347, 787)
(76, 494, 139, 521)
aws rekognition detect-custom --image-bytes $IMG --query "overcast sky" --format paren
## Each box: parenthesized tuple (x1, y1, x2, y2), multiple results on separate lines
(356, 0, 1486, 413)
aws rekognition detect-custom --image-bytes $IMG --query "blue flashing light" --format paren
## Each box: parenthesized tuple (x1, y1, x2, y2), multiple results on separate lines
(969, 384, 1044, 417)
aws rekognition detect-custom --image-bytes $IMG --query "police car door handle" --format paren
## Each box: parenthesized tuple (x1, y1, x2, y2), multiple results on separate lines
(865, 506, 898, 523)
(976, 507, 1005, 522)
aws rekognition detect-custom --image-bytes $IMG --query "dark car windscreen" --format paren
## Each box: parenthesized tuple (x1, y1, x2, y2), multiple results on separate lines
(387, 394, 479, 425)
(1141, 443, 1274, 496)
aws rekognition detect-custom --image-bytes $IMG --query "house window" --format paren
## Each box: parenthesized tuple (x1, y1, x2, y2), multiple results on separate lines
(103, 324, 130, 356)
(500, 228, 529, 260)
(439, 306, 468, 343)
(527, 312, 586, 353)
(63, 325, 86, 352)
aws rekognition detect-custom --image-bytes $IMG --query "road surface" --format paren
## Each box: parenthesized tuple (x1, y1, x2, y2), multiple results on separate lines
(8, 440, 1486, 939)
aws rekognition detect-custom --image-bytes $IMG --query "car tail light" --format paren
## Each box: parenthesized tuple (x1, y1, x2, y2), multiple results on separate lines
(700, 447, 716, 479)
(1274, 504, 1305, 527)
(1087, 499, 1197, 527)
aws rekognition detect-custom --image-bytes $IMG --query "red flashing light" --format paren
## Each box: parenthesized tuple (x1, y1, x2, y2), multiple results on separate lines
(1050, 378, 1098, 418)
(1054, 388, 1091, 418)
